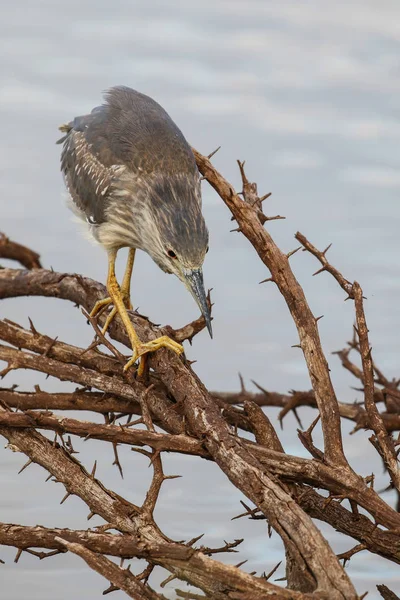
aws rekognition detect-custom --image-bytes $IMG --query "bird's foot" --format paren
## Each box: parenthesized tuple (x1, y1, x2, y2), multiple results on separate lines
(90, 296, 114, 318)
(125, 336, 184, 377)
(90, 295, 132, 335)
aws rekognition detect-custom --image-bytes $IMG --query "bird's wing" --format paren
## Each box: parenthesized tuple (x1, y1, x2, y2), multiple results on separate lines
(59, 87, 199, 224)
(59, 111, 123, 225)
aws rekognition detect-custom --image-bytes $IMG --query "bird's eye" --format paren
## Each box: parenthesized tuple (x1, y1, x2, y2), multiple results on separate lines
(167, 250, 177, 259)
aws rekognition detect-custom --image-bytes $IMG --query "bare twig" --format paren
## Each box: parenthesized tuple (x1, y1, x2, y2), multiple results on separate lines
(295, 233, 353, 298)
(353, 282, 400, 492)
(55, 537, 166, 600)
(0, 233, 42, 269)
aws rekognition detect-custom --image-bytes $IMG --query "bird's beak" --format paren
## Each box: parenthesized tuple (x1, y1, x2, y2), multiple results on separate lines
(183, 268, 213, 338)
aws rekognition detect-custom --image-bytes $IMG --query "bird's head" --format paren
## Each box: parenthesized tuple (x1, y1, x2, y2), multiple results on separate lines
(140, 175, 212, 337)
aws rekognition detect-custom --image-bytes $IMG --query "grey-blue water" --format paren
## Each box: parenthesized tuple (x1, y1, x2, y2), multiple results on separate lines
(1, 1, 400, 597)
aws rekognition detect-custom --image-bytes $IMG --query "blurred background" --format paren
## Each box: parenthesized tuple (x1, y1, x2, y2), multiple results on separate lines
(1, 0, 400, 597)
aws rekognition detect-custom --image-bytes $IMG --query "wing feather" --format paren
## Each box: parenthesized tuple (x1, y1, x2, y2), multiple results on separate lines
(59, 86, 199, 227)
(60, 124, 118, 224)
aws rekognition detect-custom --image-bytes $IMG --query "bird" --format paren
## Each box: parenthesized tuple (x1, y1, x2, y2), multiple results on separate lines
(58, 85, 212, 376)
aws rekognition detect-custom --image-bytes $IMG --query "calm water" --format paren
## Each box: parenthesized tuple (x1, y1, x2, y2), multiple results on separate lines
(1, 1, 400, 597)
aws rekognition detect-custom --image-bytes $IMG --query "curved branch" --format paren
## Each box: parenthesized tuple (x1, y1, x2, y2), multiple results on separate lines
(193, 149, 345, 467)
(354, 282, 400, 492)
(0, 233, 42, 269)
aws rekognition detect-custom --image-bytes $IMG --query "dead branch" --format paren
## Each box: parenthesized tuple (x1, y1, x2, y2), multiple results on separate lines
(0, 273, 397, 572)
(1, 148, 400, 598)
(5, 384, 400, 433)
(192, 150, 400, 521)
(0, 410, 206, 457)
(0, 232, 42, 269)
(1, 381, 400, 536)
(377, 585, 400, 600)
(353, 282, 400, 492)
(193, 149, 346, 467)
(0, 402, 318, 598)
(0, 269, 357, 597)
(0, 329, 184, 435)
(55, 537, 166, 600)
(294, 233, 353, 298)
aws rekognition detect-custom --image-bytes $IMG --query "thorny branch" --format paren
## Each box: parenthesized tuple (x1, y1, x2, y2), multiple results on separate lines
(55, 537, 167, 600)
(193, 149, 346, 467)
(1, 317, 398, 531)
(353, 282, 400, 492)
(0, 148, 399, 599)
(294, 232, 353, 299)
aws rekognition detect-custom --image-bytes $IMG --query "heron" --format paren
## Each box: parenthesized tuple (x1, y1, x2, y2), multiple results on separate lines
(58, 86, 212, 376)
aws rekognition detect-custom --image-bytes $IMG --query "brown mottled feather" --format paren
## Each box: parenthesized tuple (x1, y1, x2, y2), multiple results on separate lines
(59, 86, 198, 226)
(59, 86, 208, 271)
(60, 129, 117, 223)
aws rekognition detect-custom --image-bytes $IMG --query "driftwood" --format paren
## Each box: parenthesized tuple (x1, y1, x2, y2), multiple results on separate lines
(0, 151, 399, 599)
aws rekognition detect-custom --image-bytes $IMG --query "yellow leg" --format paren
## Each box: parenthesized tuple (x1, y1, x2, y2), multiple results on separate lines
(103, 249, 184, 375)
(90, 248, 135, 332)
(99, 248, 135, 333)
(120, 247, 135, 307)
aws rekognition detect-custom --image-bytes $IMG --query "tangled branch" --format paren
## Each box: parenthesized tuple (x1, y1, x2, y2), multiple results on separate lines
(1, 149, 399, 599)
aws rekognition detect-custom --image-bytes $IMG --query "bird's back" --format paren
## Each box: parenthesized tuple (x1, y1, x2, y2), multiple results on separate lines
(82, 87, 197, 175)
(59, 86, 199, 226)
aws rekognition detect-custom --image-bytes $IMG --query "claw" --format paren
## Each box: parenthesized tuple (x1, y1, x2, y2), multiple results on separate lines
(90, 297, 113, 319)
(90, 248, 183, 378)
(91, 293, 132, 335)
(123, 336, 184, 373)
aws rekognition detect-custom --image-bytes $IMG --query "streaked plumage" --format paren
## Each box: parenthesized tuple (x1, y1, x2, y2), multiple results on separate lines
(58, 86, 212, 372)
(59, 87, 208, 268)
